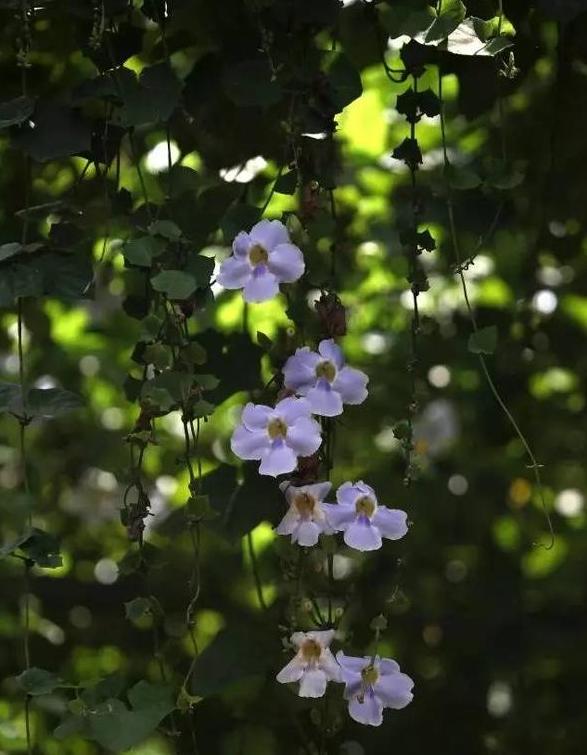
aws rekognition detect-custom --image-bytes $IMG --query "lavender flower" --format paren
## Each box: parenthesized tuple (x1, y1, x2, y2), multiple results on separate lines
(337, 652, 414, 726)
(231, 397, 321, 477)
(218, 219, 304, 302)
(276, 481, 333, 547)
(276, 630, 341, 698)
(322, 481, 408, 552)
(283, 339, 368, 417)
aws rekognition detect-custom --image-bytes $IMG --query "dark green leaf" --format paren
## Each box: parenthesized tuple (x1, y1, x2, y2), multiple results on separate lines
(425, 0, 466, 43)
(392, 138, 423, 170)
(27, 388, 84, 417)
(189, 625, 277, 697)
(148, 219, 182, 240)
(446, 164, 482, 190)
(221, 204, 261, 242)
(123, 236, 164, 267)
(380, 2, 435, 38)
(17, 667, 62, 696)
(151, 270, 197, 300)
(223, 60, 283, 107)
(13, 103, 91, 162)
(468, 325, 498, 355)
(0, 95, 35, 129)
(326, 53, 363, 111)
(124, 597, 152, 622)
(274, 170, 298, 195)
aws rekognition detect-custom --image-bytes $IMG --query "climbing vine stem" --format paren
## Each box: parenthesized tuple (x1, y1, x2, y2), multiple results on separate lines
(437, 67, 554, 549)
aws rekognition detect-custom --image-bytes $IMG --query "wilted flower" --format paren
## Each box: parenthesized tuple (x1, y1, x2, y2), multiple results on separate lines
(217, 219, 304, 302)
(276, 481, 333, 547)
(231, 397, 321, 477)
(276, 630, 341, 698)
(337, 652, 414, 726)
(323, 481, 408, 551)
(283, 339, 368, 417)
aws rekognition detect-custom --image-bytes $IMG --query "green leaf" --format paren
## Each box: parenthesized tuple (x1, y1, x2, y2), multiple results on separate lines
(0, 251, 93, 307)
(0, 95, 35, 129)
(446, 164, 482, 190)
(274, 170, 298, 195)
(325, 53, 363, 111)
(189, 625, 277, 697)
(392, 138, 423, 170)
(87, 682, 175, 752)
(123, 236, 164, 267)
(380, 2, 435, 38)
(187, 495, 218, 521)
(186, 254, 215, 288)
(486, 160, 525, 190)
(0, 242, 24, 263)
(425, 0, 466, 43)
(223, 60, 283, 107)
(17, 667, 62, 696)
(13, 102, 91, 162)
(221, 204, 261, 242)
(27, 388, 84, 417)
(148, 219, 183, 240)
(151, 270, 197, 300)
(468, 325, 498, 355)
(124, 597, 153, 622)
(1, 528, 62, 568)
(115, 62, 183, 126)
(0, 382, 21, 413)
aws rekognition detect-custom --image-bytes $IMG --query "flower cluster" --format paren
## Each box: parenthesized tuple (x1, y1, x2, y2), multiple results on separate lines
(231, 338, 369, 476)
(276, 630, 414, 726)
(225, 219, 414, 729)
(277, 479, 408, 552)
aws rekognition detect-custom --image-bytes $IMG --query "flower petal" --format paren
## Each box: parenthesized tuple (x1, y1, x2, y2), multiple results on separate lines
(307, 629, 335, 647)
(336, 481, 361, 507)
(275, 507, 299, 536)
(336, 652, 369, 674)
(283, 348, 321, 393)
(298, 668, 328, 698)
(343, 518, 383, 551)
(372, 507, 408, 541)
(286, 417, 322, 457)
(293, 520, 321, 547)
(259, 440, 297, 476)
(250, 219, 290, 251)
(375, 672, 414, 709)
(243, 267, 279, 302)
(275, 396, 312, 425)
(218, 255, 251, 290)
(318, 339, 344, 369)
(302, 481, 332, 502)
(233, 230, 252, 257)
(276, 657, 305, 684)
(306, 381, 344, 417)
(231, 425, 269, 460)
(348, 690, 384, 726)
(322, 503, 356, 531)
(241, 403, 272, 431)
(268, 243, 305, 282)
(333, 366, 368, 405)
(319, 649, 342, 682)
(379, 659, 400, 675)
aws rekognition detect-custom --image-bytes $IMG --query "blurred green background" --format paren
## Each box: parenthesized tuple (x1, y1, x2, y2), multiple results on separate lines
(1, 0, 586, 753)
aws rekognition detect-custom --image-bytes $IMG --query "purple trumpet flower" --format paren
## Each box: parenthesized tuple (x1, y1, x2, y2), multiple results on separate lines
(275, 481, 333, 547)
(231, 397, 321, 477)
(276, 630, 341, 698)
(282, 339, 368, 417)
(217, 219, 304, 302)
(337, 652, 414, 726)
(322, 481, 408, 552)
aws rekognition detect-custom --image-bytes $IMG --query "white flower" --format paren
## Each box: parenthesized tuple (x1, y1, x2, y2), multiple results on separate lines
(275, 481, 333, 547)
(276, 630, 341, 698)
